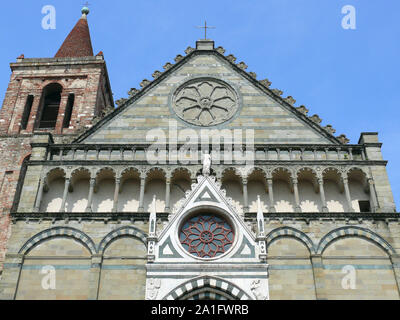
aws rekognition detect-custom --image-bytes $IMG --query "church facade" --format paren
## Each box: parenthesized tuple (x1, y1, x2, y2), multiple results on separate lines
(0, 8, 399, 300)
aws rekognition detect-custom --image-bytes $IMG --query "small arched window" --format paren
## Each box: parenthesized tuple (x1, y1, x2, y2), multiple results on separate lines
(38, 83, 62, 129)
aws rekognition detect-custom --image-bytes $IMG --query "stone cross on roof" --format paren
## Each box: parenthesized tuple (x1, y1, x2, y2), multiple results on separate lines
(196, 21, 216, 40)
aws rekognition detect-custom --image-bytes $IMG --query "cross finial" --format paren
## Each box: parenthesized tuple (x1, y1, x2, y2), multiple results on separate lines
(81, 2, 90, 16)
(196, 21, 216, 40)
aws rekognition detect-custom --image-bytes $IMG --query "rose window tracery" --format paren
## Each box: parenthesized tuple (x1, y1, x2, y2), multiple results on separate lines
(172, 79, 239, 126)
(179, 214, 234, 259)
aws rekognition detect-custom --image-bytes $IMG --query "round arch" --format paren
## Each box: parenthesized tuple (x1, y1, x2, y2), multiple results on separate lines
(98, 226, 148, 254)
(317, 226, 396, 255)
(163, 276, 252, 300)
(266, 227, 315, 254)
(19, 227, 96, 255)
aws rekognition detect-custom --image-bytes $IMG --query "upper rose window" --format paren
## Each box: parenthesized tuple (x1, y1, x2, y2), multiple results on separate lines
(172, 78, 239, 126)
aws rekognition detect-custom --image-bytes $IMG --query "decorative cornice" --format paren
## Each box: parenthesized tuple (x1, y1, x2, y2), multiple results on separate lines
(245, 212, 400, 221)
(11, 212, 170, 222)
(27, 160, 389, 169)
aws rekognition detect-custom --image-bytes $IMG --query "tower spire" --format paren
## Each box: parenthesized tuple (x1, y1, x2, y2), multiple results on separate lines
(55, 6, 94, 58)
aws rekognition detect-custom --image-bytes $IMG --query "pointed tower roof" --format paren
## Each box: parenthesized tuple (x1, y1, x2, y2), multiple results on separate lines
(55, 7, 94, 58)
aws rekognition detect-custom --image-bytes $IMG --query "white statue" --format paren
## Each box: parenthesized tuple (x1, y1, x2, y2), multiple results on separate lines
(202, 151, 211, 176)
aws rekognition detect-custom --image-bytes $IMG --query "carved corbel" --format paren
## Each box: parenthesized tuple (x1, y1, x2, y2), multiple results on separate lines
(296, 105, 309, 115)
(185, 46, 195, 55)
(215, 46, 226, 54)
(260, 79, 272, 87)
(163, 62, 173, 70)
(337, 134, 350, 144)
(115, 98, 127, 107)
(249, 72, 257, 79)
(237, 62, 248, 70)
(271, 89, 283, 96)
(140, 79, 151, 88)
(226, 54, 237, 63)
(309, 114, 322, 124)
(284, 96, 296, 105)
(152, 71, 162, 79)
(128, 88, 139, 97)
(174, 55, 184, 63)
(324, 125, 336, 135)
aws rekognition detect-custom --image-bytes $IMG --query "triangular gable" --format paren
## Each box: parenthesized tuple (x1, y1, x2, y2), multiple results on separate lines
(158, 175, 255, 244)
(76, 44, 343, 145)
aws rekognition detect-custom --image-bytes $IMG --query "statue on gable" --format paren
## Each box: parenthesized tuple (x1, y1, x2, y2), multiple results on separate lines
(202, 151, 212, 176)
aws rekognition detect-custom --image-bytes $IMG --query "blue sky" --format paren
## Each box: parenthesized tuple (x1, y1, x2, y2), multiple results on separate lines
(0, 0, 399, 208)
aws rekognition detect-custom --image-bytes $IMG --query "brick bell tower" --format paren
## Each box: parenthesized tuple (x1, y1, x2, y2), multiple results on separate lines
(0, 7, 114, 271)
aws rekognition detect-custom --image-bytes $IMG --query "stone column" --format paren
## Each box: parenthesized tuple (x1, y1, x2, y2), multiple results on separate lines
(368, 178, 379, 213)
(138, 176, 146, 212)
(390, 254, 400, 297)
(310, 254, 326, 300)
(34, 177, 46, 213)
(60, 177, 70, 213)
(318, 178, 328, 213)
(88, 255, 103, 300)
(86, 178, 95, 213)
(243, 179, 249, 213)
(267, 178, 276, 213)
(342, 176, 354, 212)
(112, 178, 121, 213)
(292, 178, 302, 213)
(165, 177, 171, 213)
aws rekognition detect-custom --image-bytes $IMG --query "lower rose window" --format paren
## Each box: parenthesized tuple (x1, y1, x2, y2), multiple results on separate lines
(179, 214, 234, 258)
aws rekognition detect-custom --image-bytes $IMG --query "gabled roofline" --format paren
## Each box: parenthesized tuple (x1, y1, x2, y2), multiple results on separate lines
(74, 45, 343, 144)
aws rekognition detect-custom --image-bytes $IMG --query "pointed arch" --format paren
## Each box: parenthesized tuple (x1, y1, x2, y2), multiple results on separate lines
(163, 276, 252, 300)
